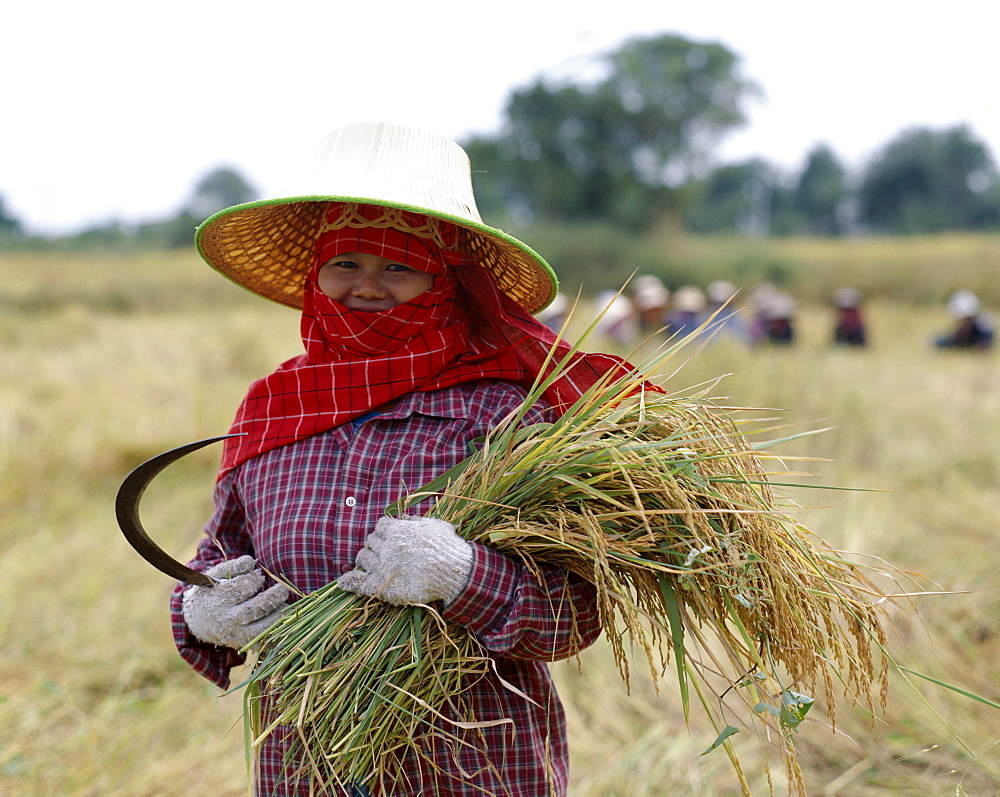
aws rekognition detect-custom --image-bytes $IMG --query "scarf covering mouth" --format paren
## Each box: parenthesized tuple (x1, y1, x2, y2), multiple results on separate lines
(218, 206, 650, 477)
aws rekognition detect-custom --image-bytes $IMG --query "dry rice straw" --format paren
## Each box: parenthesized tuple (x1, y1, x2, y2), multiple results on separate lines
(244, 330, 891, 796)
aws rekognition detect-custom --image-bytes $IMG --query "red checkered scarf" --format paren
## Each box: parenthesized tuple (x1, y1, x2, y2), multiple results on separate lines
(218, 210, 641, 477)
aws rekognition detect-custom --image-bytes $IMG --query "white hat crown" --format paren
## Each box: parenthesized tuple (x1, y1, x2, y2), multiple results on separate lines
(196, 122, 557, 312)
(948, 289, 980, 318)
(296, 122, 484, 225)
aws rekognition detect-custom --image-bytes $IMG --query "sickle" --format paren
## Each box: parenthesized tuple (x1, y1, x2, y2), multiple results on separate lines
(115, 434, 242, 586)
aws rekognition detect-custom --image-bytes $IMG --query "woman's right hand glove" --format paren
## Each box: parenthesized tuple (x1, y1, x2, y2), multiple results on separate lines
(181, 555, 289, 649)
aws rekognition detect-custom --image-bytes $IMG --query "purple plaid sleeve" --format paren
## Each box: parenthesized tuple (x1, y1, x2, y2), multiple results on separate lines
(170, 380, 602, 795)
(169, 471, 254, 689)
(446, 543, 601, 661)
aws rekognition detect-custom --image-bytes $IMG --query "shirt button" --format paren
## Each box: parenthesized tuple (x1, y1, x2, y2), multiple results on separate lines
(457, 614, 472, 624)
(345, 496, 357, 507)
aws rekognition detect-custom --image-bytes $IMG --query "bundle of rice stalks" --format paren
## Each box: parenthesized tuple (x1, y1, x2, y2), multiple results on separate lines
(245, 333, 891, 796)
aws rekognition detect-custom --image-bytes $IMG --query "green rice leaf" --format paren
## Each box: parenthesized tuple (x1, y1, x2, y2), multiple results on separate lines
(701, 725, 740, 756)
(897, 667, 1000, 710)
(753, 702, 781, 718)
(656, 574, 689, 721)
(779, 690, 815, 731)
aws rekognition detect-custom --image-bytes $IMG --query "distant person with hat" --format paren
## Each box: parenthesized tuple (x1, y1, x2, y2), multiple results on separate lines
(704, 279, 748, 344)
(534, 290, 569, 331)
(935, 289, 995, 350)
(631, 274, 670, 333)
(666, 284, 707, 339)
(170, 122, 638, 795)
(757, 290, 797, 346)
(594, 288, 638, 347)
(747, 282, 778, 345)
(832, 287, 868, 347)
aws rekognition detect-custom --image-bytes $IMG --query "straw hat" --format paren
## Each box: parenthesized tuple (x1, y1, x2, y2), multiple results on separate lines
(706, 280, 737, 305)
(762, 291, 797, 320)
(196, 122, 558, 313)
(632, 275, 670, 311)
(947, 289, 980, 319)
(832, 286, 862, 309)
(672, 285, 706, 314)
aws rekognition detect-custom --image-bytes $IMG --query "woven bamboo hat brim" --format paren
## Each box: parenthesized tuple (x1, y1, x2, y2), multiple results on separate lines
(196, 122, 558, 314)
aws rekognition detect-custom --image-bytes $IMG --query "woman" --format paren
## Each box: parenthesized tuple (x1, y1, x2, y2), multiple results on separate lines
(170, 122, 636, 796)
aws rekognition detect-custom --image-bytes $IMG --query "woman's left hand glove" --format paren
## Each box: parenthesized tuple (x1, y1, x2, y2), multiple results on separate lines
(338, 516, 473, 606)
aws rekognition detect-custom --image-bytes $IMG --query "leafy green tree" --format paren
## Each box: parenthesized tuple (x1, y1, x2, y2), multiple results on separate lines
(153, 166, 261, 248)
(184, 166, 259, 222)
(858, 125, 1000, 233)
(685, 158, 781, 235)
(464, 33, 759, 230)
(604, 34, 759, 182)
(0, 194, 23, 237)
(792, 144, 847, 235)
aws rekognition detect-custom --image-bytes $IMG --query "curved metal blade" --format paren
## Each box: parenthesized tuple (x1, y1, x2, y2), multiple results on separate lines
(115, 434, 241, 586)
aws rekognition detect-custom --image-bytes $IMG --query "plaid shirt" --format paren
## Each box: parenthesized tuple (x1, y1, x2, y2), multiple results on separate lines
(170, 380, 602, 796)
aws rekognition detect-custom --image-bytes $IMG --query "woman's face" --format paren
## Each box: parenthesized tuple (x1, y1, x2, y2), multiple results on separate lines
(317, 251, 436, 312)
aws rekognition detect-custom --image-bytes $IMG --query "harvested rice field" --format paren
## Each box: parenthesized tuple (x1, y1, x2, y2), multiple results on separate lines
(0, 248, 996, 795)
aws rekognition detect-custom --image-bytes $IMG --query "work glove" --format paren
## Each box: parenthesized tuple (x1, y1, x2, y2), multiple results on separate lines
(182, 555, 289, 649)
(338, 516, 473, 606)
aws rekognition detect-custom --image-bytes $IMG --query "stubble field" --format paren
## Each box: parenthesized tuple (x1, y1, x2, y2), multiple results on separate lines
(0, 246, 997, 795)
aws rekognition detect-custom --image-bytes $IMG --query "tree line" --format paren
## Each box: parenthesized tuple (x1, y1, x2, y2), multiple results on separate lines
(2, 32, 999, 248)
(0, 167, 258, 250)
(462, 34, 1000, 236)
(682, 128, 1000, 236)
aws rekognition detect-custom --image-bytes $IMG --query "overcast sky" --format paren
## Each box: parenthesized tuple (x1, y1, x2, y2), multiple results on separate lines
(3, 0, 998, 235)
